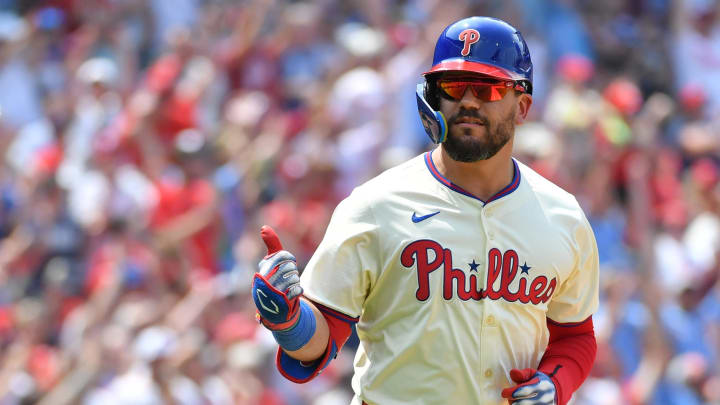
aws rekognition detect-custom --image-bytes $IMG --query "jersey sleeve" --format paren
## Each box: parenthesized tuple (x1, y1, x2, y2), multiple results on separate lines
(546, 211, 599, 324)
(300, 188, 380, 318)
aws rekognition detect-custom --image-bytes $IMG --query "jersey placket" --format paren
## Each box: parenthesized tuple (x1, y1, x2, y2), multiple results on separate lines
(424, 152, 522, 398)
(478, 202, 501, 395)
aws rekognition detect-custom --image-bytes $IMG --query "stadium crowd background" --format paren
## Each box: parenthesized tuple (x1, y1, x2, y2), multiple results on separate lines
(0, 0, 719, 404)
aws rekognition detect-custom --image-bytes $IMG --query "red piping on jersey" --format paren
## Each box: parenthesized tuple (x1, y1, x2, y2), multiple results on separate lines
(276, 300, 355, 384)
(314, 301, 359, 324)
(275, 344, 333, 384)
(424, 152, 521, 204)
(486, 160, 521, 203)
(547, 316, 592, 327)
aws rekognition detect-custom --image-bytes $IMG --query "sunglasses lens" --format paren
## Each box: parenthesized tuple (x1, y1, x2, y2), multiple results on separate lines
(438, 80, 513, 102)
(472, 84, 510, 101)
(438, 81, 469, 100)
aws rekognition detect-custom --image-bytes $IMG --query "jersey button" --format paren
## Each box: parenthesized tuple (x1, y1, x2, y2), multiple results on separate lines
(486, 315, 495, 326)
(488, 231, 495, 240)
(484, 369, 493, 378)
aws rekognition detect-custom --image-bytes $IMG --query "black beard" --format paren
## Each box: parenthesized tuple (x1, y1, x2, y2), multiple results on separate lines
(443, 106, 516, 162)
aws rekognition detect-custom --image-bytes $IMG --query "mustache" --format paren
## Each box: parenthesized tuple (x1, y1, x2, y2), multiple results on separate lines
(449, 109, 489, 126)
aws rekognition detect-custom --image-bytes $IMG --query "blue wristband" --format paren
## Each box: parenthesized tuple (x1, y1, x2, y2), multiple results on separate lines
(272, 300, 316, 351)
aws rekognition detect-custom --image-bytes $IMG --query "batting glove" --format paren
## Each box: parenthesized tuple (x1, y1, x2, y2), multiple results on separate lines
(501, 368, 557, 405)
(252, 226, 303, 331)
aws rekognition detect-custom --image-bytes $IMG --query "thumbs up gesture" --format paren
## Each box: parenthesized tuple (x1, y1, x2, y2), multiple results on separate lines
(252, 226, 304, 330)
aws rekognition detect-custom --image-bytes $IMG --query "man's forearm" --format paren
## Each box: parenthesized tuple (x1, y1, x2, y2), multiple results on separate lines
(280, 298, 330, 362)
(538, 317, 597, 405)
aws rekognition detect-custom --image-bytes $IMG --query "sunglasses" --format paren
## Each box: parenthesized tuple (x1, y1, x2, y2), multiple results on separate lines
(437, 78, 527, 102)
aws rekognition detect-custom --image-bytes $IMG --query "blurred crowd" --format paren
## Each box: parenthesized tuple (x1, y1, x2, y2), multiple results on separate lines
(0, 0, 719, 404)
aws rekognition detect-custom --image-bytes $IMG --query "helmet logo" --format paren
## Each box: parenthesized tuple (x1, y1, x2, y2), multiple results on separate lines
(459, 29, 480, 56)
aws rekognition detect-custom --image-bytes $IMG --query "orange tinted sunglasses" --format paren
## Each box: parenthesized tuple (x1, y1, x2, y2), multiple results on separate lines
(437, 78, 527, 102)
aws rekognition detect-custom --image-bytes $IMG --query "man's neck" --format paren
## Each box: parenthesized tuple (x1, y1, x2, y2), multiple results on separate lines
(431, 143, 515, 202)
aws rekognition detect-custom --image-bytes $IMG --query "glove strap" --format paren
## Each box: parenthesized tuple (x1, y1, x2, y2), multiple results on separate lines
(271, 300, 316, 351)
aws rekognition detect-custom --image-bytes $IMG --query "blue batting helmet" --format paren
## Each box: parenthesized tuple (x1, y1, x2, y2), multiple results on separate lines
(416, 16, 533, 144)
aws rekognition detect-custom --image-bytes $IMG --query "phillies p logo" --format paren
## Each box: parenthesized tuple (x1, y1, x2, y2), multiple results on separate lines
(459, 29, 480, 56)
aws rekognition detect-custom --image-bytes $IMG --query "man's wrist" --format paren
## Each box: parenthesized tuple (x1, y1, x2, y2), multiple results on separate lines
(538, 364, 564, 405)
(271, 300, 317, 351)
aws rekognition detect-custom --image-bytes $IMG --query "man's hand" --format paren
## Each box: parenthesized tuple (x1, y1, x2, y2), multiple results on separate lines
(252, 226, 303, 330)
(501, 368, 557, 405)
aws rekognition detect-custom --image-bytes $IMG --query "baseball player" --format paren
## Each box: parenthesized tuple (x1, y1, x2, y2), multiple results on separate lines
(252, 16, 599, 405)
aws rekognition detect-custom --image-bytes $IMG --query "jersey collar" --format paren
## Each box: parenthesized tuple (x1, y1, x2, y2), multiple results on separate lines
(423, 151, 521, 205)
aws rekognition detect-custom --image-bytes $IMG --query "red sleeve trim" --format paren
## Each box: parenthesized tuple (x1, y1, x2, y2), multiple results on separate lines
(313, 301, 359, 324)
(322, 305, 354, 352)
(547, 316, 593, 329)
(275, 340, 335, 384)
(538, 316, 597, 405)
(275, 300, 355, 384)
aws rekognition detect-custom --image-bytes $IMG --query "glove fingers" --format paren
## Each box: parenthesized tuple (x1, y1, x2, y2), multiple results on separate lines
(258, 251, 296, 277)
(537, 391, 555, 404)
(510, 368, 537, 383)
(269, 269, 300, 293)
(286, 284, 303, 300)
(512, 391, 555, 405)
(503, 369, 556, 404)
(261, 225, 283, 256)
(500, 387, 515, 399)
(265, 259, 297, 283)
(511, 378, 541, 397)
(509, 377, 556, 404)
(528, 378, 554, 394)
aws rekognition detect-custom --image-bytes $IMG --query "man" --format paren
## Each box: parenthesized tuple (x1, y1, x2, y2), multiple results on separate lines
(252, 17, 599, 405)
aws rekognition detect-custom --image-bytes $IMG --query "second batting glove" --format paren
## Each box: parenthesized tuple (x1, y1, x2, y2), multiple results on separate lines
(501, 368, 557, 405)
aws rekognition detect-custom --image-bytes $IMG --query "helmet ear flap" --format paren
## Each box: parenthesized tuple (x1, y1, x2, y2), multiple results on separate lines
(416, 82, 448, 144)
(424, 77, 441, 110)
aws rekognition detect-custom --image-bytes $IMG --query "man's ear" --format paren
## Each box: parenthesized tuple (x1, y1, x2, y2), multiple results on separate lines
(515, 94, 533, 125)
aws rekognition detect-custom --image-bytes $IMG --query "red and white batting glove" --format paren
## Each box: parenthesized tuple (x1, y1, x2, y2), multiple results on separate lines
(252, 226, 303, 330)
(501, 368, 557, 405)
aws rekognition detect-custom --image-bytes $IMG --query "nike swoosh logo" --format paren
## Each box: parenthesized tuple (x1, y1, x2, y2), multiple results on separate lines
(412, 211, 440, 223)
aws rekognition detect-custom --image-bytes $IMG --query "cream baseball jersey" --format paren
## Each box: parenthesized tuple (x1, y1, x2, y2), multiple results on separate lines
(300, 151, 599, 405)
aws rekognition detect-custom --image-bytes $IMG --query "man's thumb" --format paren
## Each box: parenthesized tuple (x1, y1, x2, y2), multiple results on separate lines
(260, 225, 283, 256)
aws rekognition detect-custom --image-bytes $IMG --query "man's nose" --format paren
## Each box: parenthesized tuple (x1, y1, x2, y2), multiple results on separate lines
(458, 86, 483, 108)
